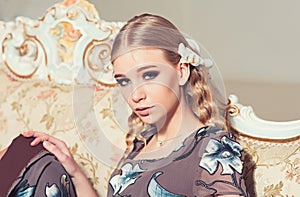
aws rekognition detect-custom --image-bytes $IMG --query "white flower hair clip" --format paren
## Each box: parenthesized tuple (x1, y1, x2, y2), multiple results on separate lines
(178, 42, 213, 68)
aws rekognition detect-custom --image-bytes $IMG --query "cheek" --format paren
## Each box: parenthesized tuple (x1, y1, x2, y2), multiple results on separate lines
(120, 87, 132, 102)
(162, 79, 181, 99)
(150, 83, 180, 104)
(152, 73, 181, 98)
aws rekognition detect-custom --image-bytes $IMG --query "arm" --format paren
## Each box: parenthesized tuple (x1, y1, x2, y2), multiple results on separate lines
(22, 131, 99, 197)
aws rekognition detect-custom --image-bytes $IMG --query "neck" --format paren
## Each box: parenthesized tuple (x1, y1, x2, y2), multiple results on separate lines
(155, 96, 202, 144)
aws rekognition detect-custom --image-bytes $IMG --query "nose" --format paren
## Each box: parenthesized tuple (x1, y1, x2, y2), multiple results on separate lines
(131, 85, 146, 103)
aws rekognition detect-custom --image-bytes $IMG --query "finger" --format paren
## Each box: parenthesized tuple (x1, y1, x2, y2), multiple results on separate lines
(22, 130, 48, 138)
(23, 131, 71, 157)
(43, 141, 77, 176)
(43, 140, 66, 162)
(30, 132, 73, 157)
(45, 138, 71, 157)
(21, 130, 36, 137)
(30, 133, 51, 146)
(21, 131, 49, 146)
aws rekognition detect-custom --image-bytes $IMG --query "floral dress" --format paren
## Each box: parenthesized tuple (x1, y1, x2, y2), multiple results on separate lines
(0, 135, 76, 197)
(107, 126, 249, 197)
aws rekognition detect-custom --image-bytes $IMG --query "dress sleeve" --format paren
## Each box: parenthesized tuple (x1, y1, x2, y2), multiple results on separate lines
(193, 131, 248, 196)
(33, 154, 77, 196)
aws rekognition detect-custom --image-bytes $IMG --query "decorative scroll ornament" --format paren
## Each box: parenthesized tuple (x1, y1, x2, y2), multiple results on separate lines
(228, 94, 300, 141)
(0, 0, 125, 86)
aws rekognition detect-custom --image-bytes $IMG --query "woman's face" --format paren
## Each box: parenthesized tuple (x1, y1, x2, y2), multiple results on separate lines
(113, 49, 183, 125)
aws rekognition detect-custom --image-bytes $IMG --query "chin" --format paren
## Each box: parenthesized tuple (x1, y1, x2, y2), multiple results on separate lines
(138, 116, 155, 125)
(139, 115, 166, 128)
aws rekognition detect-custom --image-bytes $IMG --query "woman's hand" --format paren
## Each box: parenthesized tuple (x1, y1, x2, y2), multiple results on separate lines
(22, 131, 99, 197)
(22, 131, 79, 176)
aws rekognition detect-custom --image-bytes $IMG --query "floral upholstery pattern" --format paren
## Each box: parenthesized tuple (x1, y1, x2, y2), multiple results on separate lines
(0, 0, 299, 196)
(228, 95, 300, 197)
(0, 69, 127, 196)
(239, 136, 300, 197)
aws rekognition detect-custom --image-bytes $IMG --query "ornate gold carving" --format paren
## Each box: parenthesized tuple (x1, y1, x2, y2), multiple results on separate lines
(0, 0, 120, 85)
(50, 21, 82, 64)
(227, 104, 240, 117)
(228, 94, 300, 143)
(66, 8, 79, 20)
(2, 33, 46, 79)
(232, 126, 300, 144)
(83, 40, 116, 86)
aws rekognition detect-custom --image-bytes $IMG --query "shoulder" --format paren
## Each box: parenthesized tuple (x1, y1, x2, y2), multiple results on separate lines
(197, 126, 244, 174)
(179, 126, 242, 161)
(193, 127, 248, 196)
(193, 126, 236, 142)
(196, 125, 242, 153)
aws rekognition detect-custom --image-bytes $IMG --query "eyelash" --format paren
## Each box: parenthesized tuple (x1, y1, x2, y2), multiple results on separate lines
(116, 71, 159, 87)
(116, 78, 131, 86)
(143, 71, 159, 80)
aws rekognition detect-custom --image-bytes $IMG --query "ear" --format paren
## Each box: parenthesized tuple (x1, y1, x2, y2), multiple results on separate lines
(177, 63, 190, 86)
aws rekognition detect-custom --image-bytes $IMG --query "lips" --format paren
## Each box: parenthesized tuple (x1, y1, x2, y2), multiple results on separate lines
(135, 106, 152, 116)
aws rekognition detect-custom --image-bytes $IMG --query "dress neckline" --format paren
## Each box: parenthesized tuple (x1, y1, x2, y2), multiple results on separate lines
(128, 126, 211, 162)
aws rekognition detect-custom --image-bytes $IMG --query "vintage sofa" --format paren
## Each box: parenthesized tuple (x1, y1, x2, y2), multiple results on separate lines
(0, 0, 299, 196)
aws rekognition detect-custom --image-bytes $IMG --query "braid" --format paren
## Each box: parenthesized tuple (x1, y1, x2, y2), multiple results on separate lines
(115, 112, 145, 171)
(188, 67, 225, 129)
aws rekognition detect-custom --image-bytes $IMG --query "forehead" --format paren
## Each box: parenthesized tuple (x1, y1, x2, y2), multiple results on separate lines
(113, 48, 173, 74)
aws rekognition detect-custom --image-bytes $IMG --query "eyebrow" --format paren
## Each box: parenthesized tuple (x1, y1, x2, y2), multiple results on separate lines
(113, 73, 125, 78)
(114, 65, 158, 78)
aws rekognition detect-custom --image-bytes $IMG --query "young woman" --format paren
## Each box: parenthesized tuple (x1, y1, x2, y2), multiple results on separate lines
(24, 13, 248, 196)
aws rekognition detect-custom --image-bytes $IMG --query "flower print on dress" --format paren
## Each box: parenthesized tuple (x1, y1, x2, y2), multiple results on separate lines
(110, 162, 144, 195)
(199, 136, 243, 175)
(46, 183, 60, 196)
(11, 179, 35, 196)
(45, 174, 72, 197)
(148, 172, 184, 197)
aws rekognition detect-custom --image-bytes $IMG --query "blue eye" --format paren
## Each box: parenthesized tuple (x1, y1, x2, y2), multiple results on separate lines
(143, 71, 159, 80)
(116, 78, 131, 86)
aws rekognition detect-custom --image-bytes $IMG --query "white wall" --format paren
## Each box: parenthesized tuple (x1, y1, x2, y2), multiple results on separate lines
(1, 0, 299, 121)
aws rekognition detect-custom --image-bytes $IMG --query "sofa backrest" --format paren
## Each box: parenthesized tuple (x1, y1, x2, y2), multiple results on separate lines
(228, 94, 300, 196)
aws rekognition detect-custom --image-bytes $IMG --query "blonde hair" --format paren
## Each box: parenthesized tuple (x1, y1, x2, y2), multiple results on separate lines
(111, 13, 226, 170)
